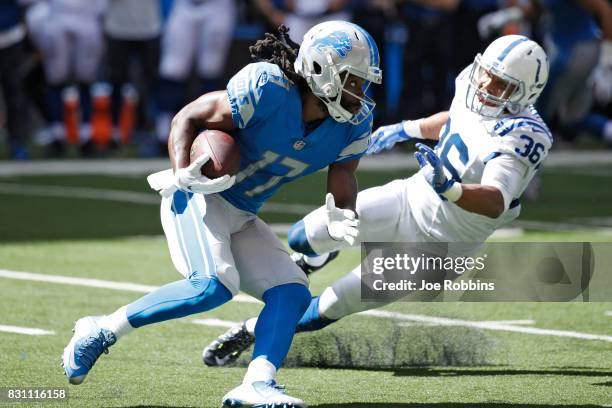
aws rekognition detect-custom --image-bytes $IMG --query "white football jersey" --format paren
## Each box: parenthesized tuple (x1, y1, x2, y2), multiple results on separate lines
(407, 66, 553, 242)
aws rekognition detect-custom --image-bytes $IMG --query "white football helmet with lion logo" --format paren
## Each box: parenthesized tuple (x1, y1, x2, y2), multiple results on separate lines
(295, 21, 382, 124)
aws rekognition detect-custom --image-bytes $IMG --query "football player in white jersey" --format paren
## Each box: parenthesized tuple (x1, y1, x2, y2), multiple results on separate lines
(26, 0, 107, 154)
(203, 34, 553, 366)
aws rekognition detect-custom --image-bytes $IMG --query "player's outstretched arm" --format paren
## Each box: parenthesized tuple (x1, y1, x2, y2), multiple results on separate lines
(367, 111, 449, 155)
(453, 185, 505, 219)
(168, 91, 236, 171)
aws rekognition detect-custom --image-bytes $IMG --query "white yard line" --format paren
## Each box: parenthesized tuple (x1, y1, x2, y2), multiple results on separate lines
(191, 318, 240, 328)
(2, 269, 611, 342)
(489, 228, 525, 239)
(0, 159, 169, 177)
(360, 310, 612, 342)
(0, 324, 55, 336)
(476, 320, 536, 325)
(605, 311, 612, 317)
(0, 269, 260, 304)
(0, 182, 159, 205)
(0, 151, 610, 178)
(0, 183, 313, 215)
(4, 182, 612, 230)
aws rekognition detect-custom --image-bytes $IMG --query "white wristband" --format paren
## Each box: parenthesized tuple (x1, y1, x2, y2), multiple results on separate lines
(442, 182, 463, 202)
(402, 119, 423, 139)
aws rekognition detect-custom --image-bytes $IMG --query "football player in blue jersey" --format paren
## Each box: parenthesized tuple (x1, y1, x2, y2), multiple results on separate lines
(61, 22, 381, 407)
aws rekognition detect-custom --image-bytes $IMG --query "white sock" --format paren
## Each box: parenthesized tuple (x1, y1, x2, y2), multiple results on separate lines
(243, 357, 276, 384)
(604, 121, 612, 143)
(244, 317, 257, 336)
(304, 253, 329, 267)
(317, 286, 341, 320)
(98, 306, 134, 339)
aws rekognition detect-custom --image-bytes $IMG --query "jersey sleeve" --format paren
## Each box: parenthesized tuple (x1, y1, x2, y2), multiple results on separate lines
(226, 62, 291, 129)
(481, 154, 529, 211)
(492, 117, 553, 169)
(334, 115, 373, 163)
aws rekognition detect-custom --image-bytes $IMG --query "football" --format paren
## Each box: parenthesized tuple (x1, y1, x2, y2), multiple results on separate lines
(189, 130, 241, 179)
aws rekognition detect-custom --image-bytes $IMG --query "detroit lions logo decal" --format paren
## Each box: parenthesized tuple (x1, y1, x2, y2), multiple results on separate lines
(312, 31, 353, 58)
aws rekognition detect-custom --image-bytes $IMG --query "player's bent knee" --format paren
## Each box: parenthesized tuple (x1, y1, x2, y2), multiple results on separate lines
(187, 276, 233, 308)
(288, 220, 317, 256)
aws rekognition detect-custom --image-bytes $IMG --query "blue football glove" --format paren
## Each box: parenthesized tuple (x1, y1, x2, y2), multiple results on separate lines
(414, 143, 456, 195)
(366, 122, 411, 155)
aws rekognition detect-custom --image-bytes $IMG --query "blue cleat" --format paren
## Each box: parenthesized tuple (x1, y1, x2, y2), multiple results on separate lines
(61, 316, 116, 385)
(222, 380, 306, 408)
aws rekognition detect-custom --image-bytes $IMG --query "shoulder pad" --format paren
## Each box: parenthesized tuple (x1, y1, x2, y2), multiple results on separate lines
(227, 62, 292, 129)
(494, 115, 553, 168)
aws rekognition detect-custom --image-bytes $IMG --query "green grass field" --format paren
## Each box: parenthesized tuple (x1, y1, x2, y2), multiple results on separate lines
(1, 164, 611, 407)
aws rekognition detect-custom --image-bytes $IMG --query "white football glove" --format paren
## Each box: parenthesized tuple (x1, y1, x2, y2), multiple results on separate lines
(148, 153, 235, 197)
(325, 193, 360, 246)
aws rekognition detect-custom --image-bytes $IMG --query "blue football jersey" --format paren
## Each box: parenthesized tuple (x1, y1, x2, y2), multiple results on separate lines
(220, 62, 372, 214)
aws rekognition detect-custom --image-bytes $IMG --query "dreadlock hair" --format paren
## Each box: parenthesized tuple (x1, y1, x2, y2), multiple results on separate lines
(249, 25, 309, 93)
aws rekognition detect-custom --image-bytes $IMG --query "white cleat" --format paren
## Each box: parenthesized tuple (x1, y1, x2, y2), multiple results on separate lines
(221, 380, 307, 408)
(61, 316, 116, 385)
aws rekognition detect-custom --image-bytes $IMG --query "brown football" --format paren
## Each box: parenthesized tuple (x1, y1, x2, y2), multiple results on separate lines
(189, 130, 240, 178)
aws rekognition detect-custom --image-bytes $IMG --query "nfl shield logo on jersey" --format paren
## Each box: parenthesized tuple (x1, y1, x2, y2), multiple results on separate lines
(293, 140, 306, 151)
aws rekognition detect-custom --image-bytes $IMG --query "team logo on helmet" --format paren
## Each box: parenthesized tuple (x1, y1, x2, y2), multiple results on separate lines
(312, 31, 353, 58)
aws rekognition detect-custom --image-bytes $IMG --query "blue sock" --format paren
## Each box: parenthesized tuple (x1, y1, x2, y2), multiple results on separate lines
(252, 283, 311, 368)
(46, 85, 64, 123)
(295, 296, 337, 333)
(287, 220, 317, 256)
(79, 84, 92, 123)
(126, 276, 232, 328)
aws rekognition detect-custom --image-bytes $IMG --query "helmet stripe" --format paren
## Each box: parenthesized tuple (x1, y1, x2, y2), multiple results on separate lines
(535, 58, 542, 83)
(497, 37, 528, 62)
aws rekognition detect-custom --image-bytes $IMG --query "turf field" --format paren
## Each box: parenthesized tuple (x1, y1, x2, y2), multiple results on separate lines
(1, 159, 611, 407)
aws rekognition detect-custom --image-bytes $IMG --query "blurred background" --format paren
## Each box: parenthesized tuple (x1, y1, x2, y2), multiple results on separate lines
(0, 0, 611, 160)
(1, 0, 612, 241)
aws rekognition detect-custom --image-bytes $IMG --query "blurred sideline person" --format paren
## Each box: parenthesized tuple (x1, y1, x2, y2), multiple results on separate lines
(103, 0, 162, 147)
(25, 0, 107, 156)
(0, 0, 29, 159)
(61, 21, 382, 407)
(255, 0, 352, 42)
(479, 0, 612, 143)
(203, 35, 554, 366)
(155, 0, 237, 154)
